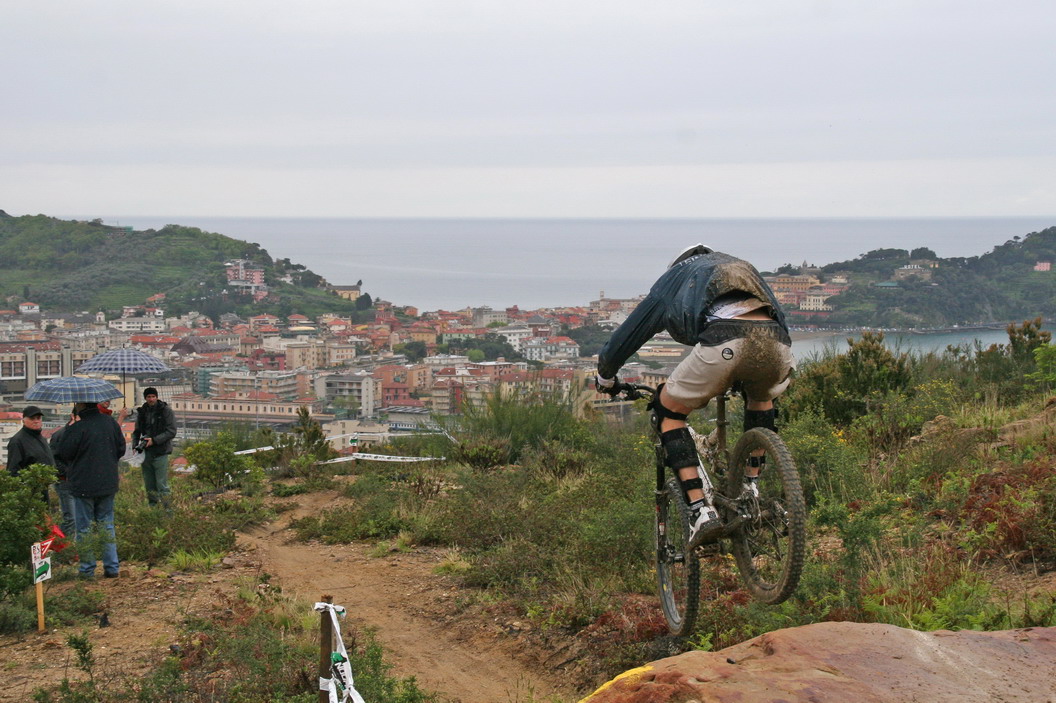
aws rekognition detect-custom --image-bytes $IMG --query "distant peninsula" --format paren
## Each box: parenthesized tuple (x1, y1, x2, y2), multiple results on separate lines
(764, 226, 1056, 328)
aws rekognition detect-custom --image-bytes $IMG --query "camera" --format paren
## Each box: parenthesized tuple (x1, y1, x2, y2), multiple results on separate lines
(134, 438, 149, 452)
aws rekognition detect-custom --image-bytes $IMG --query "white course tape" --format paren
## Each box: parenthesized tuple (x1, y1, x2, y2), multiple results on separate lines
(314, 602, 367, 703)
(320, 453, 445, 464)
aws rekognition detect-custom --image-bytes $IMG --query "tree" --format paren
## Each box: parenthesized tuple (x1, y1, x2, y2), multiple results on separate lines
(395, 341, 427, 362)
(355, 293, 374, 310)
(910, 247, 937, 260)
(291, 406, 335, 462)
(467, 349, 485, 363)
(784, 332, 911, 425)
(184, 432, 256, 491)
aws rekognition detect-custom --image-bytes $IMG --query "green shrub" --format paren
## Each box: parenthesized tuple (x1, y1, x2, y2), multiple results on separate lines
(451, 437, 511, 471)
(0, 464, 55, 603)
(849, 379, 963, 455)
(183, 431, 259, 491)
(455, 388, 587, 463)
(782, 409, 870, 506)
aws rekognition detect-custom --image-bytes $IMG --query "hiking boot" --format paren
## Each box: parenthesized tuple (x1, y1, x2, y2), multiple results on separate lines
(687, 505, 722, 549)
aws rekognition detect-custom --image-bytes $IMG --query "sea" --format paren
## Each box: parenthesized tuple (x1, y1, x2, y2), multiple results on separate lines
(90, 215, 1052, 353)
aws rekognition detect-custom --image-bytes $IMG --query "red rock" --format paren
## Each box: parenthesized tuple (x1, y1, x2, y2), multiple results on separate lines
(580, 622, 1056, 702)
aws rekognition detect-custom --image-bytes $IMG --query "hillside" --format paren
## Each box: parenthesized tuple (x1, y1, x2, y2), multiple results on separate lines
(0, 211, 370, 319)
(810, 226, 1056, 327)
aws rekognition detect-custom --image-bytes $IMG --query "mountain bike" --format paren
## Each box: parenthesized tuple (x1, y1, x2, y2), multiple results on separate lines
(613, 382, 806, 636)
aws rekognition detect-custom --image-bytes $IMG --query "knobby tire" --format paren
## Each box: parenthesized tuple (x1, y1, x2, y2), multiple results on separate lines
(727, 428, 806, 605)
(656, 478, 700, 636)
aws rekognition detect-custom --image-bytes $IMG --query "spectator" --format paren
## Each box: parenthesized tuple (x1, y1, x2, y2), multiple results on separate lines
(6, 405, 54, 477)
(56, 402, 126, 579)
(97, 399, 130, 424)
(48, 412, 79, 540)
(132, 387, 177, 509)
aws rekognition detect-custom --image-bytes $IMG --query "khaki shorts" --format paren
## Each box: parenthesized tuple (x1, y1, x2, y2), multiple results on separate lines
(665, 324, 796, 410)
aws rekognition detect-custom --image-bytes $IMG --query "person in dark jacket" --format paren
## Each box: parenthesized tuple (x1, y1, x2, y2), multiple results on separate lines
(6, 405, 54, 477)
(596, 245, 795, 549)
(55, 402, 126, 578)
(48, 413, 79, 540)
(132, 387, 177, 508)
(7, 405, 55, 507)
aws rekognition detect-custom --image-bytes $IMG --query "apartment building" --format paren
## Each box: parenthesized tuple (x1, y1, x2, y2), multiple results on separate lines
(209, 370, 305, 398)
(0, 344, 96, 393)
(315, 372, 378, 418)
(108, 317, 166, 333)
(494, 325, 532, 352)
(170, 391, 325, 425)
(522, 336, 580, 362)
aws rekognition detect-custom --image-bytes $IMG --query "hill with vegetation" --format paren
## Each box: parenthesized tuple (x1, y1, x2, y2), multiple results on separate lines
(0, 211, 374, 320)
(794, 225, 1056, 327)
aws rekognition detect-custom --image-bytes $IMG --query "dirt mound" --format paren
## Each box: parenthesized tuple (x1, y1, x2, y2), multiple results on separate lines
(579, 621, 1056, 703)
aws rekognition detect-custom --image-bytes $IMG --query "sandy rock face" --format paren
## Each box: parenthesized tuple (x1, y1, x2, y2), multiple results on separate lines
(580, 622, 1056, 703)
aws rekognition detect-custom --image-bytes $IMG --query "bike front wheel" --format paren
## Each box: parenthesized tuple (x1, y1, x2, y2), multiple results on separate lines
(656, 478, 700, 636)
(727, 428, 806, 605)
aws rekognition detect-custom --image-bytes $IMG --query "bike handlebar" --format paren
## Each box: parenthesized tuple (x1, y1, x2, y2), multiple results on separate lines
(611, 380, 656, 400)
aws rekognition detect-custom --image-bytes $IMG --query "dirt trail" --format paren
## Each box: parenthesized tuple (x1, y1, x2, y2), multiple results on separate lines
(243, 490, 579, 703)
(0, 488, 580, 703)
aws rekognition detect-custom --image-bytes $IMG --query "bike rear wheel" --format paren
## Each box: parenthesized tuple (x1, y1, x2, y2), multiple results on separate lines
(656, 478, 700, 636)
(727, 428, 806, 605)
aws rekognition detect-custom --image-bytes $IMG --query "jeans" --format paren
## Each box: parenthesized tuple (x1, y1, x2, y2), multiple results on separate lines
(73, 494, 119, 577)
(141, 451, 171, 507)
(53, 480, 77, 540)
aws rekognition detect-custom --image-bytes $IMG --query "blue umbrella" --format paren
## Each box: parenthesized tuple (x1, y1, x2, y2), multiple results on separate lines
(24, 377, 124, 403)
(76, 348, 169, 375)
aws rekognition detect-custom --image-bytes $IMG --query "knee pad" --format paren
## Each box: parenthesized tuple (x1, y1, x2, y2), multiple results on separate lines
(648, 383, 689, 433)
(744, 408, 777, 433)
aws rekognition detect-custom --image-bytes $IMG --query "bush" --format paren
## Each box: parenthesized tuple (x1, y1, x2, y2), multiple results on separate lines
(183, 432, 259, 491)
(454, 388, 587, 463)
(451, 437, 510, 471)
(781, 409, 869, 506)
(849, 378, 963, 455)
(116, 470, 271, 565)
(0, 464, 55, 603)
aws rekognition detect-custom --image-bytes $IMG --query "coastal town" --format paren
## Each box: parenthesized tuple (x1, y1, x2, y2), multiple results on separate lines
(0, 247, 1046, 464)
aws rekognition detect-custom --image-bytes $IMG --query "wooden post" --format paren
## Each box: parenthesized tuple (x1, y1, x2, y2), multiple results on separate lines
(35, 581, 45, 632)
(318, 594, 333, 703)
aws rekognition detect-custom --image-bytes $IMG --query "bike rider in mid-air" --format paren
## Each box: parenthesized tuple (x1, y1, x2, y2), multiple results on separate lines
(596, 245, 796, 549)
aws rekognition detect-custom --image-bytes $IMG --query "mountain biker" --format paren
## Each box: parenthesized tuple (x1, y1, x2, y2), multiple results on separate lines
(595, 245, 795, 549)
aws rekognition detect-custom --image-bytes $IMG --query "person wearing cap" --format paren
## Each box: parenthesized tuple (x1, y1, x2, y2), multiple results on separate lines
(55, 402, 126, 579)
(132, 387, 177, 508)
(6, 405, 54, 477)
(595, 245, 795, 550)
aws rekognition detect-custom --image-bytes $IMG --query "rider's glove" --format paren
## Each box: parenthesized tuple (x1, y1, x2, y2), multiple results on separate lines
(595, 374, 620, 396)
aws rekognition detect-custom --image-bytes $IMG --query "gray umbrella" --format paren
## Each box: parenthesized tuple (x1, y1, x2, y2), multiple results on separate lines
(75, 348, 169, 375)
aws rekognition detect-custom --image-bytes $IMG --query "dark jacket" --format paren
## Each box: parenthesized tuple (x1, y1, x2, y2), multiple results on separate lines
(55, 406, 125, 498)
(132, 400, 177, 455)
(6, 425, 55, 476)
(49, 425, 70, 480)
(598, 252, 789, 378)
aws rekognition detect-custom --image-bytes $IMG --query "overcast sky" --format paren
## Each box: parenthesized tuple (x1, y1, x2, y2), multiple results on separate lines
(3, 1, 1055, 219)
